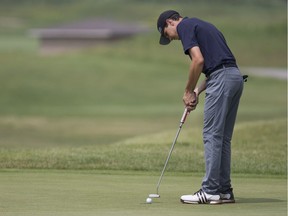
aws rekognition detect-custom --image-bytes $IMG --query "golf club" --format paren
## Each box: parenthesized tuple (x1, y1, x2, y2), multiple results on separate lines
(149, 107, 189, 198)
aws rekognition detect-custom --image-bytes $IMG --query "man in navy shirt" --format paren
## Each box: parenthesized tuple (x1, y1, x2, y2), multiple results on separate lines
(157, 10, 244, 204)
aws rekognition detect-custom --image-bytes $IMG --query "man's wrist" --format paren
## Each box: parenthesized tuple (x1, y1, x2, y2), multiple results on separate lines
(185, 88, 194, 94)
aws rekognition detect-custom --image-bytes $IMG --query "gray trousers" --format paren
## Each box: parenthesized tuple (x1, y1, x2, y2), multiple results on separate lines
(202, 66, 243, 195)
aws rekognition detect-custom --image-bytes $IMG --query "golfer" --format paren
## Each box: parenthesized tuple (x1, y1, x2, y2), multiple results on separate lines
(157, 10, 243, 204)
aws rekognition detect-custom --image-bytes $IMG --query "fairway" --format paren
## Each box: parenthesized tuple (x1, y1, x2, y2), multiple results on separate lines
(0, 170, 286, 216)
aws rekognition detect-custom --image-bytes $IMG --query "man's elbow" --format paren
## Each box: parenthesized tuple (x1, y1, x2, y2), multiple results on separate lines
(195, 57, 204, 67)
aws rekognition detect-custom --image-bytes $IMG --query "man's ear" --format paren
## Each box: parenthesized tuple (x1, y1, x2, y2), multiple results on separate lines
(166, 19, 173, 26)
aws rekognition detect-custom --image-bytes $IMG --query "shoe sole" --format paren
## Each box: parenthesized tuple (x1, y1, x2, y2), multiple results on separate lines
(180, 199, 222, 205)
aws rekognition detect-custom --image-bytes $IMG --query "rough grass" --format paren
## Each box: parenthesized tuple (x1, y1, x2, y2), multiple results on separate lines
(0, 119, 286, 175)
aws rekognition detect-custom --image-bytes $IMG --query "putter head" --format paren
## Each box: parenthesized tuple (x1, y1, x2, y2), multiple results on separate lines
(243, 75, 248, 82)
(149, 194, 160, 198)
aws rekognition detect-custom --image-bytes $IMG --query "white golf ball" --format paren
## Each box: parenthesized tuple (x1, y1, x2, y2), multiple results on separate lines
(146, 197, 152, 204)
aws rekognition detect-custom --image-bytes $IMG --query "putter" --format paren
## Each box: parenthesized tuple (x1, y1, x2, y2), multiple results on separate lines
(243, 75, 248, 82)
(149, 107, 189, 198)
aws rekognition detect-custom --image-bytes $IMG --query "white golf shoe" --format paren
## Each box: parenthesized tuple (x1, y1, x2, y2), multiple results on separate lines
(180, 189, 222, 204)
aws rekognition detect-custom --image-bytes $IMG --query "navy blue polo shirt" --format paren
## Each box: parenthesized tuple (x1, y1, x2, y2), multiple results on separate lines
(177, 17, 237, 75)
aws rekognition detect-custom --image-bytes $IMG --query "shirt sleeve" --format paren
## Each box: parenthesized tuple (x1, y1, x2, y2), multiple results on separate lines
(177, 20, 199, 56)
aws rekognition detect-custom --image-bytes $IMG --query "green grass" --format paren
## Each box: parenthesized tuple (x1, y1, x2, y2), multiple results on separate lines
(0, 36, 286, 174)
(0, 1, 286, 215)
(0, 119, 285, 175)
(0, 49, 286, 118)
(0, 170, 286, 216)
(0, 0, 286, 175)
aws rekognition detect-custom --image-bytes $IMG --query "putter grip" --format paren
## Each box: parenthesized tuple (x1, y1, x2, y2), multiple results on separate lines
(180, 108, 189, 124)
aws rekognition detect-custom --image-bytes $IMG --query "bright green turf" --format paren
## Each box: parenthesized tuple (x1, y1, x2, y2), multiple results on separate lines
(0, 170, 286, 216)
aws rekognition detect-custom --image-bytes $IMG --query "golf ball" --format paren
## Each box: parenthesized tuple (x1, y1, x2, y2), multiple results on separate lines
(146, 197, 152, 204)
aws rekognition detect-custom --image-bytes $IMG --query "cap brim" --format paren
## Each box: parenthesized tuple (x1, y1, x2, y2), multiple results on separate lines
(159, 35, 171, 45)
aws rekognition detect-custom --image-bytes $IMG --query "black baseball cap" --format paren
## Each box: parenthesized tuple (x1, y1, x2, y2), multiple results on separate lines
(157, 10, 179, 45)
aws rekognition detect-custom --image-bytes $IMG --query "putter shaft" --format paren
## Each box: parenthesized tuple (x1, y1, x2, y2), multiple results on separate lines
(155, 108, 189, 195)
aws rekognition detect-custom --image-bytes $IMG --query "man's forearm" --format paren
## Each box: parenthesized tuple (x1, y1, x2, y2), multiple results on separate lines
(185, 46, 204, 93)
(185, 60, 203, 93)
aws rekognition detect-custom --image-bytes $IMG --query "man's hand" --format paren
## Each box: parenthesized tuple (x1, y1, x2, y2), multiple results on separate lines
(183, 91, 198, 112)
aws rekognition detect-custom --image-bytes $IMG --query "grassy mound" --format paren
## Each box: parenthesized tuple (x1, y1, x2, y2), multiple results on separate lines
(0, 119, 286, 175)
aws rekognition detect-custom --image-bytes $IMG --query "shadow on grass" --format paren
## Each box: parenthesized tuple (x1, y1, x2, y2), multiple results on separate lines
(237, 198, 285, 204)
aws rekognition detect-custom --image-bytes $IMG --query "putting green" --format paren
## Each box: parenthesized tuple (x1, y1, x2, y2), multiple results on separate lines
(0, 170, 286, 216)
